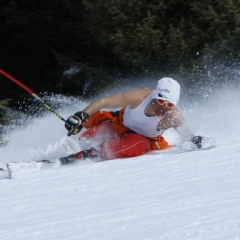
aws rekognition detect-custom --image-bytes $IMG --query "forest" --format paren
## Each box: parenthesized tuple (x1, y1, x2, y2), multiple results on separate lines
(0, 0, 240, 100)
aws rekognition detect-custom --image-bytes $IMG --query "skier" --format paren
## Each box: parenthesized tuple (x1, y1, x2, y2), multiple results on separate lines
(64, 77, 202, 160)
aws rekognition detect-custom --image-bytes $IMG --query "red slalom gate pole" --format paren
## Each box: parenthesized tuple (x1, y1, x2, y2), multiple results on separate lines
(0, 69, 66, 122)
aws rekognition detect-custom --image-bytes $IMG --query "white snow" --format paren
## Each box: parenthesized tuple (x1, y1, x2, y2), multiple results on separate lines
(0, 83, 240, 240)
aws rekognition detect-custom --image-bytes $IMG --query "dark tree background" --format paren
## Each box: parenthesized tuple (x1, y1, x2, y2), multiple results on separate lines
(1, 0, 240, 100)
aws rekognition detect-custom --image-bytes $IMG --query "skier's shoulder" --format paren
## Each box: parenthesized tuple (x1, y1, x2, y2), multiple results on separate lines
(115, 89, 152, 108)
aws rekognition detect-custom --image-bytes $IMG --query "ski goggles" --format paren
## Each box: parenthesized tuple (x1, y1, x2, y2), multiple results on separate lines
(157, 99, 174, 108)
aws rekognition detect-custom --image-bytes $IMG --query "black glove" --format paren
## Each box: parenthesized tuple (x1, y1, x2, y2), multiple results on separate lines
(65, 111, 89, 136)
(191, 135, 203, 148)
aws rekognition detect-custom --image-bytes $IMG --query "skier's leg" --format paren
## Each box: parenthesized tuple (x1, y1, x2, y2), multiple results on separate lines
(100, 132, 151, 160)
(80, 121, 119, 141)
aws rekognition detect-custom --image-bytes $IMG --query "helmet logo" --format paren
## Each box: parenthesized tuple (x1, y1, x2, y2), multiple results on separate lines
(159, 88, 170, 93)
(158, 93, 167, 98)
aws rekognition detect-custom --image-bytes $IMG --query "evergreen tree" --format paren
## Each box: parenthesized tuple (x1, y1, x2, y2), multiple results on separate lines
(1, 0, 240, 99)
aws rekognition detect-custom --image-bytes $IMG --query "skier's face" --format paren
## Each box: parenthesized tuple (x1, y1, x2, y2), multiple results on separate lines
(151, 99, 172, 115)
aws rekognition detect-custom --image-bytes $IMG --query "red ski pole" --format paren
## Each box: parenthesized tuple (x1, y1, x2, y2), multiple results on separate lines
(0, 69, 66, 122)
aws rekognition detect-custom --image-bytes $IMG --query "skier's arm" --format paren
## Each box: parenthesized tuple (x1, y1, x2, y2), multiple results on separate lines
(174, 117, 203, 148)
(175, 124, 195, 141)
(65, 89, 151, 136)
(170, 110, 203, 148)
(82, 89, 152, 115)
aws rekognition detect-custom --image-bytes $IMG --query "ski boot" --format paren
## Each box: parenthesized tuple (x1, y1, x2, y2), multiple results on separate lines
(59, 148, 99, 165)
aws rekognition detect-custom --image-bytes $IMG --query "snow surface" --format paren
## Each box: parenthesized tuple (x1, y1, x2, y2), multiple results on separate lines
(1, 82, 240, 240)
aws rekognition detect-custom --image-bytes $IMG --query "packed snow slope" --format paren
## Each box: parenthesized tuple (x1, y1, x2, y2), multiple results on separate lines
(0, 82, 240, 240)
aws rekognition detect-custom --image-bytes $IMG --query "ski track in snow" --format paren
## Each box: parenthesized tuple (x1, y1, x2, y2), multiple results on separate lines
(1, 84, 240, 240)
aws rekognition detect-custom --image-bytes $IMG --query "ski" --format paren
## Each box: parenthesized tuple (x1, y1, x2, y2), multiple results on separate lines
(2, 145, 214, 179)
(155, 144, 215, 157)
(1, 149, 98, 179)
(178, 145, 215, 153)
(5, 154, 79, 179)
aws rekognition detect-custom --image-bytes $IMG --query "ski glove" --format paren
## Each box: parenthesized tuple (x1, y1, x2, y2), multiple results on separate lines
(191, 135, 203, 149)
(65, 111, 89, 136)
